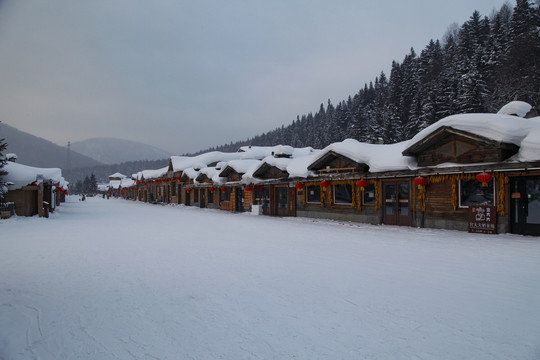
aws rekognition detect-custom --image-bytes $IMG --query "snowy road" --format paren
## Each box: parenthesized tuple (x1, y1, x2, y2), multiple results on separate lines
(1, 196, 540, 359)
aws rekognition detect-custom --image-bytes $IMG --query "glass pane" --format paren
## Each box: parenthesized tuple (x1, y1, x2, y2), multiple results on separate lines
(277, 188, 288, 208)
(526, 179, 540, 224)
(398, 183, 409, 215)
(334, 184, 352, 204)
(385, 184, 395, 215)
(363, 184, 376, 205)
(307, 186, 321, 203)
(460, 180, 494, 207)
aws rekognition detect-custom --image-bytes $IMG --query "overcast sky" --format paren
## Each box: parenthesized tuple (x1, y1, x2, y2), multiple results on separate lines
(0, 0, 507, 154)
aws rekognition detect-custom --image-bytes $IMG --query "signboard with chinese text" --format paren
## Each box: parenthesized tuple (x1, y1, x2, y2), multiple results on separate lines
(468, 205, 497, 234)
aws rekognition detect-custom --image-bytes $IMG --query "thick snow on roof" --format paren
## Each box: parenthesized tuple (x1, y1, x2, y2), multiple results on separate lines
(238, 145, 315, 159)
(109, 180, 121, 189)
(244, 151, 322, 182)
(139, 166, 169, 180)
(120, 178, 135, 188)
(309, 139, 415, 173)
(4, 162, 63, 190)
(170, 152, 245, 172)
(197, 167, 226, 185)
(406, 113, 540, 162)
(497, 101, 532, 117)
(109, 172, 127, 179)
(222, 159, 261, 174)
(182, 167, 200, 180)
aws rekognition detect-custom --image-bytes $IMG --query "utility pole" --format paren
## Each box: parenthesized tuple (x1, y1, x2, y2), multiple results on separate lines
(66, 141, 71, 177)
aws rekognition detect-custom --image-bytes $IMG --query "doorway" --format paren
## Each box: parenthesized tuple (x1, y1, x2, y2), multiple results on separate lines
(383, 180, 410, 226)
(511, 176, 540, 235)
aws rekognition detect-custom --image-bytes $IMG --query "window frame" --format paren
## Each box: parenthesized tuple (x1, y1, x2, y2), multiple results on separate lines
(306, 185, 321, 204)
(459, 179, 495, 208)
(333, 184, 353, 205)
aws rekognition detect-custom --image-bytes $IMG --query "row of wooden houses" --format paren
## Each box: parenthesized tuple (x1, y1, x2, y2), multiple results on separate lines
(109, 102, 540, 236)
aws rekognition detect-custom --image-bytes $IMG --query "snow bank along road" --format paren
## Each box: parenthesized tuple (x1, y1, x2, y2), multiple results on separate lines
(1, 196, 540, 360)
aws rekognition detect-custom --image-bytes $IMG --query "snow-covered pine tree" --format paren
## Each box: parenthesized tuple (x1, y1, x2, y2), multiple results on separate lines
(0, 126, 8, 202)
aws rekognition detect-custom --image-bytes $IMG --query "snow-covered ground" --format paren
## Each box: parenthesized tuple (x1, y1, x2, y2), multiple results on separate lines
(1, 196, 539, 360)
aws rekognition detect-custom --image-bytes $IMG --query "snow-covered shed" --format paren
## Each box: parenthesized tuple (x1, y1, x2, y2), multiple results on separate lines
(2, 161, 64, 217)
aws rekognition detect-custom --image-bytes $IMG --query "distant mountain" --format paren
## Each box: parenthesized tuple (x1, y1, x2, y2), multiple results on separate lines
(70, 138, 172, 165)
(0, 123, 103, 170)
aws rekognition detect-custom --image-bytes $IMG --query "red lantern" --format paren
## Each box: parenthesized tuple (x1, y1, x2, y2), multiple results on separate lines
(209, 187, 215, 192)
(476, 172, 493, 187)
(221, 187, 227, 192)
(295, 182, 304, 189)
(414, 176, 427, 190)
(320, 181, 330, 189)
(356, 179, 368, 190)
(245, 186, 253, 191)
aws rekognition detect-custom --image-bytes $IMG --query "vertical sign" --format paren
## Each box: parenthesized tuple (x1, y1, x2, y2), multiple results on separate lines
(468, 205, 497, 234)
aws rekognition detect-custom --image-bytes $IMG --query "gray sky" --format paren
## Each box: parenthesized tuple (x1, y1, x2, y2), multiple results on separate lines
(0, 0, 507, 154)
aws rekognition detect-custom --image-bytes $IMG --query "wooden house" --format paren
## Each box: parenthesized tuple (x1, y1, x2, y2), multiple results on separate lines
(402, 113, 540, 235)
(218, 160, 260, 212)
(3, 161, 63, 217)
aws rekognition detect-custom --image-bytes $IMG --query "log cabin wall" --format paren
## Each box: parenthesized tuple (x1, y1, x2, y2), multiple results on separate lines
(295, 181, 381, 224)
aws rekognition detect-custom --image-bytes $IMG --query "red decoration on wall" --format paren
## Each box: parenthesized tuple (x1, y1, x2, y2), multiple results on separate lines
(253, 185, 263, 191)
(221, 187, 227, 192)
(356, 179, 368, 190)
(209, 187, 215, 192)
(476, 172, 493, 187)
(320, 181, 330, 189)
(245, 186, 253, 191)
(185, 188, 191, 192)
(414, 176, 427, 189)
(295, 183, 304, 189)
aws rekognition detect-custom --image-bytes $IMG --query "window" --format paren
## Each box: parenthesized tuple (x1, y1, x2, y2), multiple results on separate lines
(171, 183, 176, 197)
(363, 184, 376, 205)
(208, 189, 214, 203)
(194, 188, 199, 202)
(306, 185, 321, 203)
(220, 188, 231, 202)
(334, 184, 352, 204)
(459, 179, 495, 207)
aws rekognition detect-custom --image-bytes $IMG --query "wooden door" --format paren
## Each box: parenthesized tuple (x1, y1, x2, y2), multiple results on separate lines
(511, 176, 540, 236)
(383, 180, 410, 226)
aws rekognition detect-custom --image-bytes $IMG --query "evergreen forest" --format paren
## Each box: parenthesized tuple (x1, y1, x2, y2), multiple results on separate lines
(200, 0, 539, 153)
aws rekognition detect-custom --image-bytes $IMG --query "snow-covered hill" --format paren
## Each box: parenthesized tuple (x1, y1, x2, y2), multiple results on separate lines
(71, 137, 172, 165)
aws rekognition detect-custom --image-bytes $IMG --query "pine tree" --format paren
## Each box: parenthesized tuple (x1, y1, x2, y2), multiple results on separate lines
(503, 0, 540, 106)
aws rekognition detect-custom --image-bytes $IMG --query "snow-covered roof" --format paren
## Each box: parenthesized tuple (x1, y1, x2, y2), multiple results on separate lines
(238, 145, 316, 159)
(170, 152, 244, 172)
(109, 172, 127, 179)
(221, 159, 261, 175)
(138, 166, 169, 180)
(120, 178, 135, 188)
(497, 101, 532, 118)
(244, 151, 322, 182)
(308, 139, 415, 173)
(3, 162, 63, 191)
(405, 113, 540, 162)
(196, 167, 226, 185)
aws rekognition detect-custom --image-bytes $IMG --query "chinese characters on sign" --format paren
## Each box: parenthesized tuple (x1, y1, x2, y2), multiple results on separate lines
(468, 205, 497, 234)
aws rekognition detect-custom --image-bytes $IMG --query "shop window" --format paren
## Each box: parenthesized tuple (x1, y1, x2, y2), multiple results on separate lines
(363, 184, 376, 205)
(459, 179, 495, 207)
(334, 184, 352, 204)
(306, 185, 321, 203)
